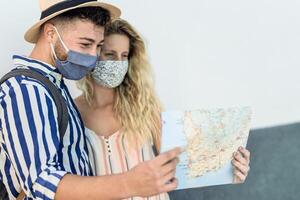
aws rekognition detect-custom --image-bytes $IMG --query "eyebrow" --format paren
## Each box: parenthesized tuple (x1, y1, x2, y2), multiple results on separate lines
(79, 37, 104, 44)
(103, 50, 129, 55)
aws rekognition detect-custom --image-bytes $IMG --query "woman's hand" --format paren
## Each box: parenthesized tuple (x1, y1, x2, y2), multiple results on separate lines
(232, 146, 250, 184)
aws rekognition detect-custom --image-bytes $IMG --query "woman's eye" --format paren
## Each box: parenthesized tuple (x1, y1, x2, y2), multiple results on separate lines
(105, 53, 114, 57)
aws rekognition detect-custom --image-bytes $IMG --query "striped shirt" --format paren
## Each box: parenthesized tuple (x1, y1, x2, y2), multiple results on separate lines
(0, 55, 92, 200)
(85, 128, 170, 200)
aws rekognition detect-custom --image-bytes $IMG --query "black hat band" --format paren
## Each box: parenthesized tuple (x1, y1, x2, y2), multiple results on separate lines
(40, 0, 97, 20)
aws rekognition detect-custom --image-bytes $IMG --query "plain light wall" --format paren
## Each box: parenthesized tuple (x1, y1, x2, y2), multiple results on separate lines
(0, 0, 299, 128)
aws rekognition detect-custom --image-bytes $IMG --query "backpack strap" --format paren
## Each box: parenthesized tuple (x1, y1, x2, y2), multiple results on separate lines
(0, 68, 69, 200)
(0, 68, 68, 140)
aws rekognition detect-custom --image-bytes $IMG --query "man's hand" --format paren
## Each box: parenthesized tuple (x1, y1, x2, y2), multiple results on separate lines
(125, 147, 182, 197)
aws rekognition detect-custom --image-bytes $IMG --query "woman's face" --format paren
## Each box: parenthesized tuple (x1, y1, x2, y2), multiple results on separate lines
(100, 34, 130, 61)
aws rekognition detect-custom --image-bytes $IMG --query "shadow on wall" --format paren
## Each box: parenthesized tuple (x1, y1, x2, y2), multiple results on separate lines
(169, 123, 300, 200)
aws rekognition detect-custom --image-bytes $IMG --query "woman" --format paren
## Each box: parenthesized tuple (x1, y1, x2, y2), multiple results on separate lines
(75, 19, 250, 199)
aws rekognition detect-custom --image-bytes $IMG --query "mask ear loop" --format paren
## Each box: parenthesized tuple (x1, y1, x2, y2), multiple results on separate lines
(53, 26, 69, 53)
(50, 43, 58, 60)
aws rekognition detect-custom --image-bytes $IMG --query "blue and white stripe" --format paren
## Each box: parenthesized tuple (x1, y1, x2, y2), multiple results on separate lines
(0, 55, 92, 200)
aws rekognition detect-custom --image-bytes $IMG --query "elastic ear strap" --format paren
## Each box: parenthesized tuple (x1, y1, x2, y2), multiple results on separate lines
(50, 43, 58, 60)
(53, 26, 69, 52)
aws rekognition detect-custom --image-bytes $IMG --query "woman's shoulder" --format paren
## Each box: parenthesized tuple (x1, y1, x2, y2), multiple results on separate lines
(83, 127, 100, 148)
(74, 95, 89, 114)
(74, 95, 85, 108)
(85, 126, 93, 134)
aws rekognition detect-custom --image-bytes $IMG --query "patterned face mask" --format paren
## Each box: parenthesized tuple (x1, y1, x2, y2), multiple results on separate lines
(91, 60, 129, 88)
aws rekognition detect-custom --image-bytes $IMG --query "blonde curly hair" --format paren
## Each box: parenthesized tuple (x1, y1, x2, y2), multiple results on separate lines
(77, 19, 163, 151)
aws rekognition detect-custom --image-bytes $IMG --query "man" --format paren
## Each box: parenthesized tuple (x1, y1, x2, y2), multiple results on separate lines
(0, 1, 181, 199)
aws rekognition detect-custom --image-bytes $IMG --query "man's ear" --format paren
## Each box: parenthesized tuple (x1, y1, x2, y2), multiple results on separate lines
(43, 23, 56, 43)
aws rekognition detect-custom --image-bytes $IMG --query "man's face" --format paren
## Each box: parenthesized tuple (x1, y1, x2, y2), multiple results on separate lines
(53, 19, 104, 61)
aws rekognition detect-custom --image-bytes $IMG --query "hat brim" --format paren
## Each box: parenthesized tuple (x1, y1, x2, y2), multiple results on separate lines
(24, 2, 121, 43)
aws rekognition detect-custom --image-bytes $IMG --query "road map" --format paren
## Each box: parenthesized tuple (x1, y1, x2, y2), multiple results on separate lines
(161, 107, 252, 190)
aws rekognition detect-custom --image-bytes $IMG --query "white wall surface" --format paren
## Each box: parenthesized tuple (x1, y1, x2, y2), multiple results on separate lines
(0, 0, 299, 128)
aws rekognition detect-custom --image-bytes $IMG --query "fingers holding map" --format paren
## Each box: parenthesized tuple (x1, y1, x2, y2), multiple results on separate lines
(232, 147, 251, 183)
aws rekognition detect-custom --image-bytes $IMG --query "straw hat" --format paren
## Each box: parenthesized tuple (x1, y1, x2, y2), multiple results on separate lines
(24, 0, 121, 43)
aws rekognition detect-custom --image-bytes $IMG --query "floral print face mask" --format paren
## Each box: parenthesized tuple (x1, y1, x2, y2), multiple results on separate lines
(92, 60, 129, 88)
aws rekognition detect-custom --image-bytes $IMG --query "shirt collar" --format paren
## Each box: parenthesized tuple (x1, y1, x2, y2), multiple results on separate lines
(12, 55, 63, 81)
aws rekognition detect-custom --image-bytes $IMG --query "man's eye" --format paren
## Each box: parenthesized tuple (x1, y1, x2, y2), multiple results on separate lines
(81, 43, 91, 47)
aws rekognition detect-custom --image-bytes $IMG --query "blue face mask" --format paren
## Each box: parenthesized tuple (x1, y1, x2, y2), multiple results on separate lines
(50, 26, 97, 80)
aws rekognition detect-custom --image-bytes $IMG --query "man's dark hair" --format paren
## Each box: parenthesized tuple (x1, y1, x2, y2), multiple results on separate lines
(50, 6, 111, 27)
